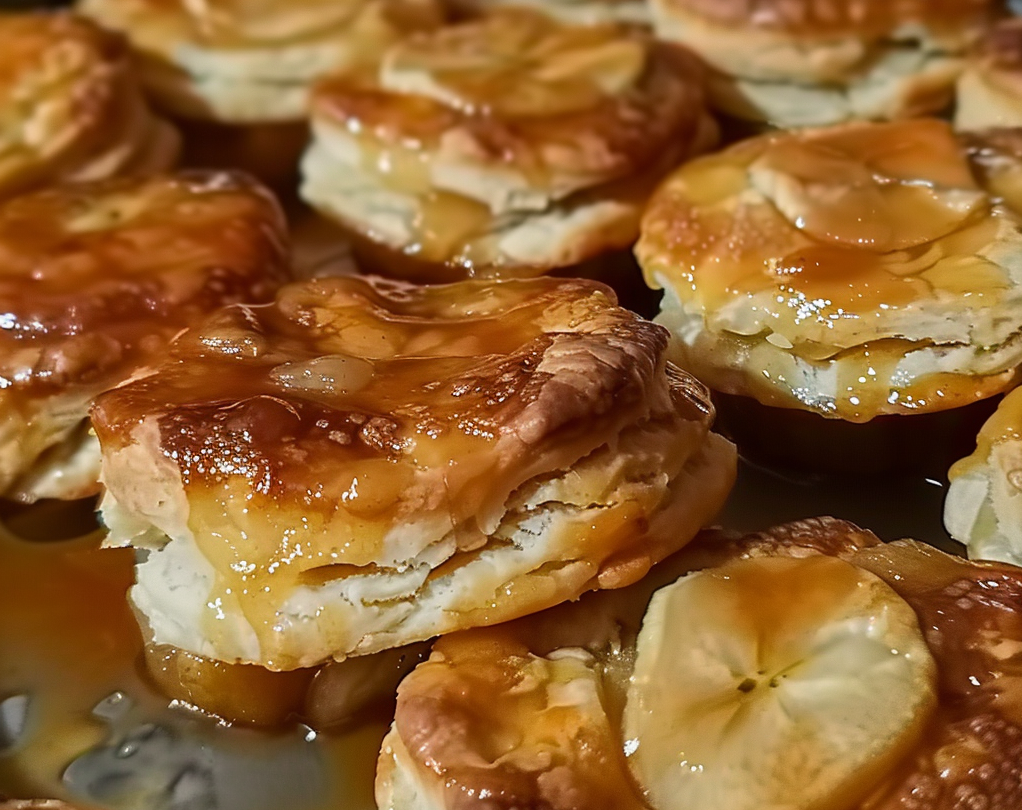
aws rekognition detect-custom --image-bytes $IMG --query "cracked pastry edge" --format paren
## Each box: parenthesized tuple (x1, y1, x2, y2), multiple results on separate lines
(98, 416, 736, 668)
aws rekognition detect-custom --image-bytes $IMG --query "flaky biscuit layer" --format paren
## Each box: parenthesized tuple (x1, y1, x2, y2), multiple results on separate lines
(92, 275, 735, 668)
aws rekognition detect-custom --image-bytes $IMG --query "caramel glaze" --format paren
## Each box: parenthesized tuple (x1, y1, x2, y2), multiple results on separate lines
(0, 172, 288, 401)
(392, 517, 1022, 809)
(671, 0, 996, 36)
(93, 275, 666, 510)
(639, 119, 1022, 422)
(91, 275, 680, 666)
(143, 638, 431, 728)
(0, 507, 389, 809)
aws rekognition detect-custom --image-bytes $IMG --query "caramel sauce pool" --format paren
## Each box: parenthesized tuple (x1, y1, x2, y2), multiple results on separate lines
(0, 502, 383, 810)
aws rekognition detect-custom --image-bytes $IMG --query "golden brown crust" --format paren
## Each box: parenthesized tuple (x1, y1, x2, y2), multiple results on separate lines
(0, 172, 287, 399)
(0, 171, 288, 498)
(0, 12, 176, 197)
(661, 0, 996, 36)
(384, 519, 1022, 810)
(93, 275, 673, 513)
(311, 14, 707, 184)
(92, 275, 734, 668)
(302, 10, 714, 276)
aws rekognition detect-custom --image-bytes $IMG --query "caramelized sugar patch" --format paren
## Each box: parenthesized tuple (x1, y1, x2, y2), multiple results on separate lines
(0, 173, 287, 399)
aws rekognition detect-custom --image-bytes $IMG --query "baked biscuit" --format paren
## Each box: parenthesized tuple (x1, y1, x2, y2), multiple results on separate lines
(650, 0, 995, 126)
(78, 0, 444, 183)
(378, 518, 1022, 810)
(637, 120, 1022, 431)
(77, 0, 444, 123)
(956, 18, 1022, 130)
(0, 12, 178, 199)
(453, 0, 650, 26)
(300, 10, 715, 281)
(91, 275, 736, 670)
(0, 172, 288, 503)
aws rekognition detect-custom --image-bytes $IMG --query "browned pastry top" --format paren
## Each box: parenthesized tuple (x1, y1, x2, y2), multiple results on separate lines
(0, 171, 288, 402)
(92, 275, 684, 538)
(311, 10, 709, 184)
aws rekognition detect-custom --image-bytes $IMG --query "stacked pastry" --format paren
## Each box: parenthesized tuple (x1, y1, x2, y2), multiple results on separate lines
(0, 171, 289, 503)
(379, 518, 1022, 810)
(89, 275, 735, 674)
(300, 8, 715, 281)
(78, 0, 445, 183)
(0, 12, 178, 199)
(636, 118, 1022, 470)
(89, 275, 736, 676)
(650, 0, 997, 127)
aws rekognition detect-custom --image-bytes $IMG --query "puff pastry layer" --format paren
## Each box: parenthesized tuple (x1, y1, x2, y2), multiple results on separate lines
(78, 0, 445, 123)
(650, 0, 995, 126)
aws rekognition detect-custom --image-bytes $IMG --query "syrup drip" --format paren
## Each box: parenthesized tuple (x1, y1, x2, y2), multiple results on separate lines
(0, 502, 382, 810)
